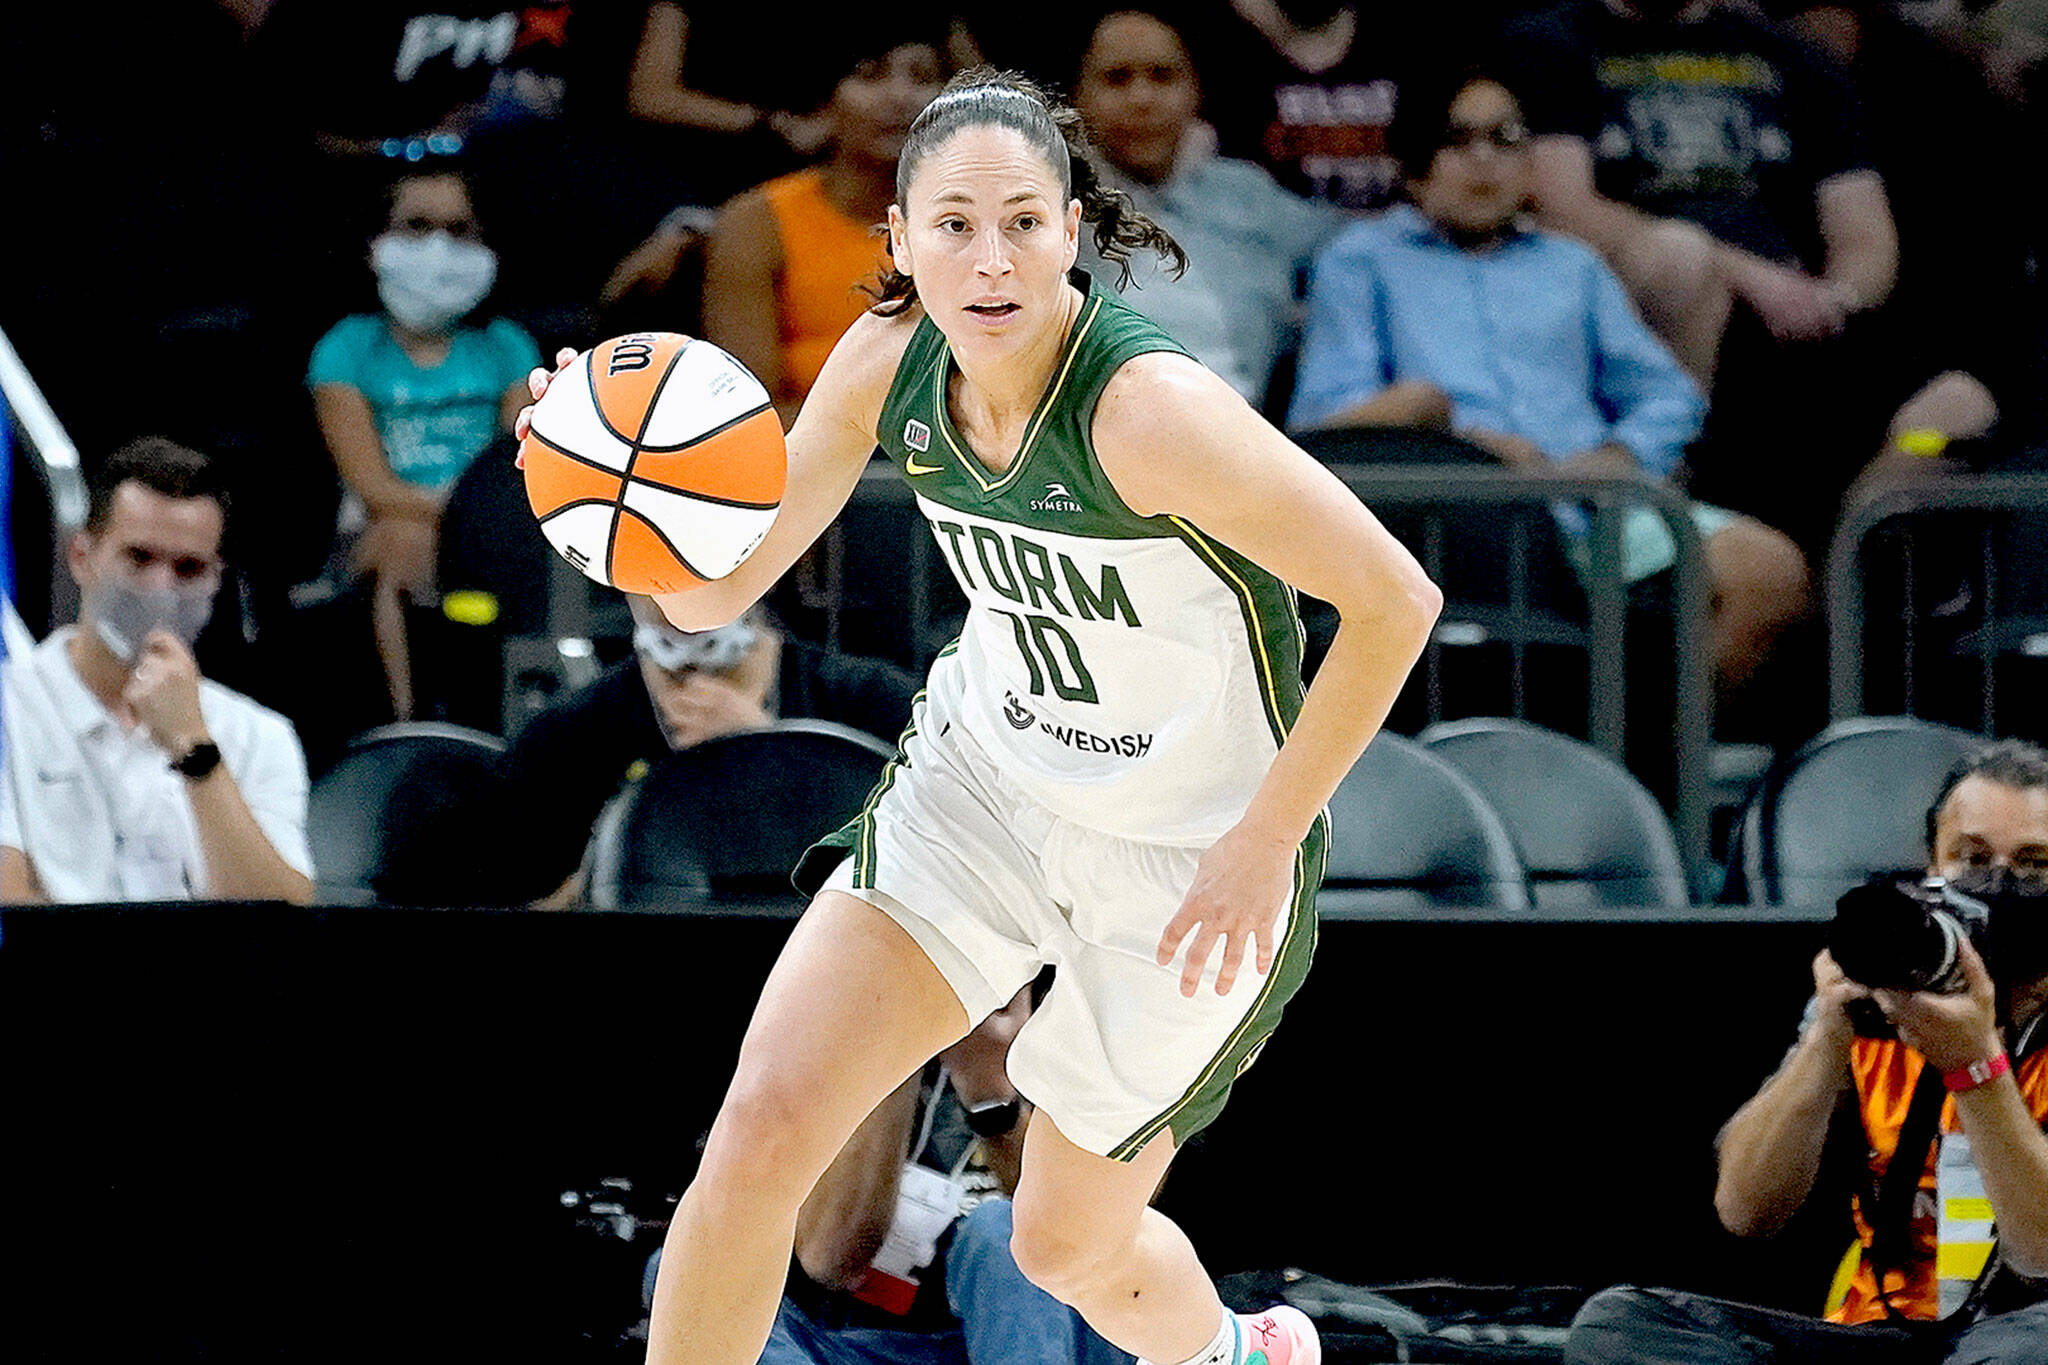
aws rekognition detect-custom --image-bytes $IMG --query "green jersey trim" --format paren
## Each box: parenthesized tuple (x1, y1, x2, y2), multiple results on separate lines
(1163, 516, 1305, 751)
(791, 642, 958, 897)
(931, 294, 1107, 501)
(1107, 809, 1327, 1160)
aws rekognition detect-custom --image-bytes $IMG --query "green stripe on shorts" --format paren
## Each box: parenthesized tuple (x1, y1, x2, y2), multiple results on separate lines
(1107, 809, 1329, 1160)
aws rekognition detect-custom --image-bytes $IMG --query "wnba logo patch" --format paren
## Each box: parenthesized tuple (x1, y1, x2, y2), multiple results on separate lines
(904, 419, 932, 452)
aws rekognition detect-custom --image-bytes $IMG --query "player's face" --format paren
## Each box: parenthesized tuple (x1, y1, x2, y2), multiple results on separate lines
(1076, 13, 1199, 184)
(888, 125, 1082, 359)
(1412, 80, 1533, 239)
(829, 43, 945, 163)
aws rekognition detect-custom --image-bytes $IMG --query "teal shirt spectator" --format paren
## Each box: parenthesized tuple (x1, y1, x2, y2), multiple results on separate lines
(1081, 152, 1339, 409)
(1287, 205, 1702, 475)
(307, 315, 541, 492)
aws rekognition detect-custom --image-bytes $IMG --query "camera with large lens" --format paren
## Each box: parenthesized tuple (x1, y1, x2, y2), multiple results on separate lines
(1828, 877, 1995, 1036)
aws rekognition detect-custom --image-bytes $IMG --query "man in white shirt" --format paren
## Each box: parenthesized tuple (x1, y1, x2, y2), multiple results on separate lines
(0, 437, 314, 904)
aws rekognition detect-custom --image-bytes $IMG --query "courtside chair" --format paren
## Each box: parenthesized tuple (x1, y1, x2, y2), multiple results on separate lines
(1735, 716, 1979, 908)
(587, 720, 894, 912)
(308, 721, 508, 905)
(1323, 732, 1533, 911)
(1421, 717, 1691, 909)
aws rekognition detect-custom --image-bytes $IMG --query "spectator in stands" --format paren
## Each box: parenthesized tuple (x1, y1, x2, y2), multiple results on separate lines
(1566, 738, 2048, 1363)
(1499, 0, 1902, 553)
(740, 979, 1130, 1365)
(1072, 9, 1339, 411)
(1185, 0, 1453, 214)
(625, 1, 843, 209)
(485, 596, 917, 905)
(308, 165, 541, 722)
(0, 439, 313, 905)
(699, 22, 948, 426)
(1780, 0, 2019, 495)
(1288, 70, 1807, 703)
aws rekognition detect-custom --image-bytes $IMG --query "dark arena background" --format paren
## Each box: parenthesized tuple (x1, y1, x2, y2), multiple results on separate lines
(6, 1, 2048, 1362)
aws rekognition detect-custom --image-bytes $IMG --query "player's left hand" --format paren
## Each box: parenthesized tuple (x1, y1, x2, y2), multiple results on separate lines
(1874, 937, 2003, 1075)
(124, 631, 208, 756)
(1157, 822, 1298, 998)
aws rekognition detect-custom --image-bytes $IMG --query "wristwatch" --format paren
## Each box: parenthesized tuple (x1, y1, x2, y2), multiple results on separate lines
(171, 739, 223, 781)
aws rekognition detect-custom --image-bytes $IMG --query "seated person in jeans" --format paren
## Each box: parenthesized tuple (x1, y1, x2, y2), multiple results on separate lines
(737, 979, 1130, 1365)
(1286, 68, 1806, 706)
(1566, 739, 2048, 1363)
(0, 438, 313, 904)
(484, 595, 918, 905)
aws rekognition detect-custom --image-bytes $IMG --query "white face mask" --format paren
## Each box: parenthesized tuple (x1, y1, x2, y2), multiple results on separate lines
(372, 231, 497, 333)
(633, 619, 759, 674)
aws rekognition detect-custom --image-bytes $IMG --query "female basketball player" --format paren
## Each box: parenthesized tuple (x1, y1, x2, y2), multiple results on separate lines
(522, 70, 1440, 1365)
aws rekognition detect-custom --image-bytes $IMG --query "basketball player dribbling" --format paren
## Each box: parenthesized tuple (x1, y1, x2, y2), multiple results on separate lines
(521, 69, 1441, 1365)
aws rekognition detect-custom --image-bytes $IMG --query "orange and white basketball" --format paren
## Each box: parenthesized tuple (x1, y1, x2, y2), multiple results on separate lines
(520, 333, 786, 594)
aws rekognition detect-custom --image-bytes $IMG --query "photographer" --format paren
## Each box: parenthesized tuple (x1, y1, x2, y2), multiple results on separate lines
(1566, 739, 2048, 1363)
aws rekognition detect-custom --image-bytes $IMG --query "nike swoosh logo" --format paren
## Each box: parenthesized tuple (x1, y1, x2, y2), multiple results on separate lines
(904, 456, 944, 476)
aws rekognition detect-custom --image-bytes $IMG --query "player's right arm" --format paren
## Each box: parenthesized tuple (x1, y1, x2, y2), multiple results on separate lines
(517, 308, 917, 631)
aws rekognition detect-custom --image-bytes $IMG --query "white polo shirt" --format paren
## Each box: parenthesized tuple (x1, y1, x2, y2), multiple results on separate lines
(0, 627, 313, 902)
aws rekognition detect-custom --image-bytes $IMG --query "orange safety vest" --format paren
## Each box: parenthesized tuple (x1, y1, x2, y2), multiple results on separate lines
(1831, 1035, 2048, 1324)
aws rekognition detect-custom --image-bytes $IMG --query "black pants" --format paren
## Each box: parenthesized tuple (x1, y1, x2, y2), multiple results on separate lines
(1562, 1286, 2048, 1365)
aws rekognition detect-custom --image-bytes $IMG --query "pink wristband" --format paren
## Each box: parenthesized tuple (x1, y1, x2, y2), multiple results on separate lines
(1943, 1052, 2011, 1093)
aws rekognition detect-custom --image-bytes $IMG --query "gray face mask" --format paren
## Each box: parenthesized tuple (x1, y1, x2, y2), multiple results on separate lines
(633, 618, 759, 674)
(86, 579, 215, 663)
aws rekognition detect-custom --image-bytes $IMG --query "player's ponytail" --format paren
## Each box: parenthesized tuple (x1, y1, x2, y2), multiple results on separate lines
(873, 69, 1186, 316)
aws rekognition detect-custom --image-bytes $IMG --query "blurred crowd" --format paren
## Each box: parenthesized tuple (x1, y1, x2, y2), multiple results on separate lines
(9, 0, 2048, 901)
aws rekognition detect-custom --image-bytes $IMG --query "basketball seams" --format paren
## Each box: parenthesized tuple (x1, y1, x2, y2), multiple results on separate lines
(615, 504, 715, 583)
(623, 480, 781, 513)
(526, 428, 630, 479)
(607, 340, 693, 588)
(583, 348, 638, 446)
(632, 398, 777, 454)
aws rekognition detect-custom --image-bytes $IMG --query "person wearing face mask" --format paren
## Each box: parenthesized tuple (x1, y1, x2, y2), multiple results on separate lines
(0, 439, 314, 905)
(1563, 738, 2048, 1364)
(308, 165, 541, 723)
(477, 598, 917, 906)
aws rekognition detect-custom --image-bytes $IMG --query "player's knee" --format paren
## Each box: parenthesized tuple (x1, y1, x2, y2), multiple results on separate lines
(695, 1074, 825, 1203)
(1006, 1198, 1117, 1303)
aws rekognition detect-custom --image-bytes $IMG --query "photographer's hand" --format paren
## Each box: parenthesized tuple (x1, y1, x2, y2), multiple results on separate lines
(1874, 938, 2001, 1073)
(1811, 949, 1874, 1052)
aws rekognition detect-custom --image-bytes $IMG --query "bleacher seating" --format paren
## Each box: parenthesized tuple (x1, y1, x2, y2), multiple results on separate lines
(307, 721, 507, 905)
(1324, 731, 1532, 910)
(1421, 717, 1691, 908)
(1732, 715, 1978, 907)
(586, 720, 893, 910)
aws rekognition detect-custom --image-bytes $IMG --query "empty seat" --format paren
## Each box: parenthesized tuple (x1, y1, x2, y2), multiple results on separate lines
(308, 722, 508, 905)
(1324, 732, 1532, 911)
(588, 720, 894, 911)
(1421, 717, 1691, 909)
(1737, 716, 1980, 907)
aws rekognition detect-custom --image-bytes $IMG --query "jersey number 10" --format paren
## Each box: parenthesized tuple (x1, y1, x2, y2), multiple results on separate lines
(993, 608, 1098, 704)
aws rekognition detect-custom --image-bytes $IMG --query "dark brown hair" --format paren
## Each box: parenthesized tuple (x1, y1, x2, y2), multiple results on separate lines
(871, 68, 1186, 315)
(86, 437, 229, 533)
(1927, 739, 2048, 854)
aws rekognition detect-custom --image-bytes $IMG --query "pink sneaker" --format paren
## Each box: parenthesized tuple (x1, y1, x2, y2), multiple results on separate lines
(1237, 1306, 1321, 1365)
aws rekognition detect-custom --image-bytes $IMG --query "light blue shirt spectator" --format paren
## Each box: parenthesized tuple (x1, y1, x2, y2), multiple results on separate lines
(307, 314, 540, 493)
(1083, 152, 1339, 408)
(1288, 205, 1703, 474)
